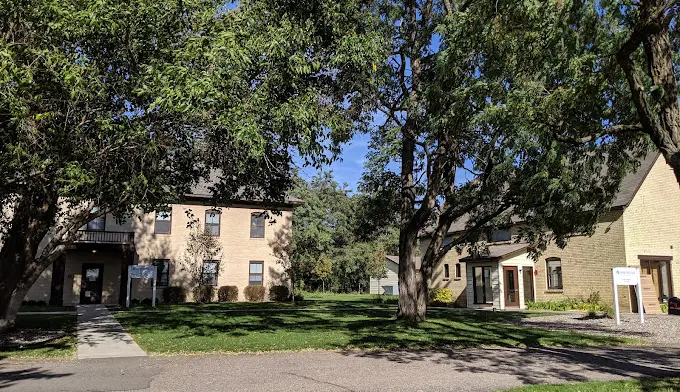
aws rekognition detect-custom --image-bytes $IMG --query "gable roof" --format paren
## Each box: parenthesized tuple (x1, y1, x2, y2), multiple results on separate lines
(185, 171, 302, 206)
(459, 243, 528, 262)
(386, 255, 400, 264)
(441, 152, 660, 236)
(610, 152, 659, 208)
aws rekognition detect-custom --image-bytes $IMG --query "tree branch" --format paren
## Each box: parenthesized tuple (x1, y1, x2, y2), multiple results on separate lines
(553, 124, 644, 144)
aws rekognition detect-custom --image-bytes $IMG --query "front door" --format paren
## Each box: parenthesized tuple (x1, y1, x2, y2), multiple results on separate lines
(503, 266, 520, 307)
(80, 263, 104, 304)
(522, 267, 535, 303)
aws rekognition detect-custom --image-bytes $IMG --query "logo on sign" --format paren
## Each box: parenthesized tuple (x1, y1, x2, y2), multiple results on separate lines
(613, 267, 639, 286)
(129, 265, 156, 279)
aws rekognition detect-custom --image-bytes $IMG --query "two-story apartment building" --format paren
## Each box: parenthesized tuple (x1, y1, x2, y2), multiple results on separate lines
(424, 153, 679, 312)
(24, 183, 298, 305)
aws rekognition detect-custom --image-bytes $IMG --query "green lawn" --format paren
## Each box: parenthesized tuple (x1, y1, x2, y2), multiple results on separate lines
(114, 303, 636, 355)
(0, 314, 76, 359)
(504, 378, 680, 391)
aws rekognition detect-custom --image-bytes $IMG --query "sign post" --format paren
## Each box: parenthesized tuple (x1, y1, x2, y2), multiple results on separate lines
(126, 265, 157, 308)
(612, 267, 643, 325)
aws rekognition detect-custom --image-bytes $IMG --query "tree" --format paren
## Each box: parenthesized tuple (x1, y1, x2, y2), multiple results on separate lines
(312, 254, 333, 292)
(365, 0, 649, 321)
(181, 223, 223, 286)
(546, 1, 680, 184)
(0, 0, 383, 332)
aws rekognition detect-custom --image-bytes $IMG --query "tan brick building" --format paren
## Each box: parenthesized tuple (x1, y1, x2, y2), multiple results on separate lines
(426, 153, 679, 312)
(24, 186, 297, 305)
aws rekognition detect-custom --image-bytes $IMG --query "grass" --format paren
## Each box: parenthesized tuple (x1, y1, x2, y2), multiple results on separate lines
(503, 378, 680, 391)
(114, 297, 637, 355)
(0, 314, 76, 359)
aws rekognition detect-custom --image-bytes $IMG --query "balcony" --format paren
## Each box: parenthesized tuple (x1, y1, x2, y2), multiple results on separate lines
(74, 230, 134, 245)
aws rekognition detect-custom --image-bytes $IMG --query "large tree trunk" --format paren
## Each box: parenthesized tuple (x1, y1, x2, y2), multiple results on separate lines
(0, 195, 61, 333)
(644, 16, 680, 184)
(397, 125, 427, 321)
(617, 0, 680, 184)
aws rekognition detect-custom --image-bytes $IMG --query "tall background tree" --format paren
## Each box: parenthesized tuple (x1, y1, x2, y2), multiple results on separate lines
(282, 172, 395, 293)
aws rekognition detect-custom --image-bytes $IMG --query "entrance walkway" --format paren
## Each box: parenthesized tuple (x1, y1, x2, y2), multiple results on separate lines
(76, 305, 146, 360)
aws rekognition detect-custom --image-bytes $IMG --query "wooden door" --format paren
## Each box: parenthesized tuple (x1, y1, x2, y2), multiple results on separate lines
(503, 266, 520, 307)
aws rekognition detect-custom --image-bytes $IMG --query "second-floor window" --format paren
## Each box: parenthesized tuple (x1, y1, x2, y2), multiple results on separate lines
(205, 210, 221, 236)
(87, 208, 106, 231)
(202, 261, 218, 286)
(444, 264, 450, 280)
(250, 213, 265, 238)
(154, 210, 171, 234)
(455, 263, 462, 279)
(490, 229, 511, 242)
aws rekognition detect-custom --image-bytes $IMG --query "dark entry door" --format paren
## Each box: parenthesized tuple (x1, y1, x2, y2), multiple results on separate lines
(503, 266, 520, 307)
(80, 263, 104, 304)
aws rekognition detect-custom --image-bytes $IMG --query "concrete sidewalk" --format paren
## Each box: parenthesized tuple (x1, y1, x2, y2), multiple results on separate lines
(2, 346, 679, 391)
(76, 305, 146, 360)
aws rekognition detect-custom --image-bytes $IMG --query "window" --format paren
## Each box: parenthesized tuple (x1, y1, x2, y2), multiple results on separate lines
(473, 266, 493, 304)
(154, 210, 171, 234)
(152, 259, 169, 286)
(490, 229, 511, 242)
(546, 258, 563, 290)
(455, 263, 462, 279)
(444, 264, 450, 280)
(87, 208, 106, 231)
(250, 213, 265, 238)
(249, 261, 264, 286)
(383, 286, 394, 295)
(201, 261, 218, 286)
(205, 210, 220, 236)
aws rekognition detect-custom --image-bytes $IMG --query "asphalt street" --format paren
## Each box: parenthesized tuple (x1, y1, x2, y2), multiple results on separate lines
(2, 346, 679, 392)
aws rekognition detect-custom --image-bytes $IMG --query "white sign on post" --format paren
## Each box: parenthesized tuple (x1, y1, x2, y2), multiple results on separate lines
(612, 267, 644, 325)
(126, 265, 157, 308)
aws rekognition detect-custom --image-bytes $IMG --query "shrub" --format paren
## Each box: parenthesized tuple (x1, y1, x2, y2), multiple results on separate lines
(192, 285, 215, 303)
(244, 285, 266, 302)
(162, 286, 187, 303)
(218, 286, 239, 302)
(140, 298, 152, 306)
(429, 288, 453, 304)
(131, 298, 140, 306)
(372, 294, 399, 304)
(292, 293, 305, 302)
(269, 285, 290, 302)
(527, 295, 614, 318)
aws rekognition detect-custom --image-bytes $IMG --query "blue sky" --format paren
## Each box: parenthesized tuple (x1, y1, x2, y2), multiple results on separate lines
(294, 132, 372, 193)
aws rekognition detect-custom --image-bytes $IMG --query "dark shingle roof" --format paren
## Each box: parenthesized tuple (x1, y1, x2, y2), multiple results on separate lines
(185, 171, 302, 205)
(442, 152, 660, 235)
(610, 152, 659, 207)
(459, 243, 529, 262)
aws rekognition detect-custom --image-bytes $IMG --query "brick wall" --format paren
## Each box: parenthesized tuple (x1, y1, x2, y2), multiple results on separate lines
(622, 156, 680, 299)
(534, 210, 630, 310)
(132, 202, 292, 302)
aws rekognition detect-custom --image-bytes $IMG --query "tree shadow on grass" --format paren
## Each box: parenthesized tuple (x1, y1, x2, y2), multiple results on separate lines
(114, 307, 632, 352)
